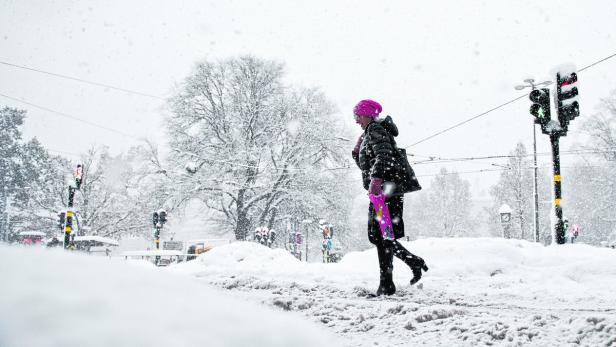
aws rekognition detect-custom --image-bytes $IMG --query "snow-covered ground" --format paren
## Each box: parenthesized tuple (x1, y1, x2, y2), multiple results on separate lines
(2, 238, 616, 346)
(172, 238, 616, 346)
(0, 245, 337, 347)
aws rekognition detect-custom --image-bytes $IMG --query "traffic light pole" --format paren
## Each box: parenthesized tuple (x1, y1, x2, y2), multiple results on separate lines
(550, 135, 565, 244)
(523, 70, 579, 245)
(64, 186, 76, 249)
(155, 226, 161, 250)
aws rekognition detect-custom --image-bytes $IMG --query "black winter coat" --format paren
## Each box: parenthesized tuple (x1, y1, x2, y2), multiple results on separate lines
(352, 116, 406, 196)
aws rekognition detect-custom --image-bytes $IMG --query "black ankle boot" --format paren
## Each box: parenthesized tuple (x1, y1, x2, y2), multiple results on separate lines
(406, 256, 429, 286)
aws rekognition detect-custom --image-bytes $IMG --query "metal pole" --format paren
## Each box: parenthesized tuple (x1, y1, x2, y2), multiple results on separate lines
(533, 123, 540, 242)
(64, 186, 75, 249)
(2, 188, 8, 242)
(305, 224, 308, 262)
(155, 226, 160, 249)
(550, 135, 565, 244)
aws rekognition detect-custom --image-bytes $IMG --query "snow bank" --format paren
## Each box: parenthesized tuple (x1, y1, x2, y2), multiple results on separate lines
(169, 238, 616, 346)
(0, 245, 337, 347)
(178, 238, 616, 307)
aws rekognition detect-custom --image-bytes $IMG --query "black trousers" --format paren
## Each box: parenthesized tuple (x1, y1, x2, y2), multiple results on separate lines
(368, 195, 420, 278)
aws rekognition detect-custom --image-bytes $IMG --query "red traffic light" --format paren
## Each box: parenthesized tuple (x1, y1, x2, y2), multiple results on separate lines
(558, 72, 577, 87)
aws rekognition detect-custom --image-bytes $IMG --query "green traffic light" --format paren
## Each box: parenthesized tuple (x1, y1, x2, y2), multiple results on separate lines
(530, 104, 545, 119)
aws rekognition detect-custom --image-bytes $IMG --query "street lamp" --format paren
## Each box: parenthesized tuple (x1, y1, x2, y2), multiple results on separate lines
(514, 78, 552, 90)
(515, 78, 551, 243)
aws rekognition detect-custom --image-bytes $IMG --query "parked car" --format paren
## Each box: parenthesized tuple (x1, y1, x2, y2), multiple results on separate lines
(184, 239, 232, 261)
(17, 231, 46, 246)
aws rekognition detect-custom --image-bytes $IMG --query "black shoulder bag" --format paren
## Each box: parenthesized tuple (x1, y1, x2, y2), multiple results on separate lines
(387, 132, 422, 193)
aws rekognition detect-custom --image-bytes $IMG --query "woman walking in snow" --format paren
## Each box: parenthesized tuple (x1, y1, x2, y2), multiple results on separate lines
(351, 99, 428, 296)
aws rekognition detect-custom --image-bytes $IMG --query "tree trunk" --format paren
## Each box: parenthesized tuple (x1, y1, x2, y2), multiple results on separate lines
(235, 210, 250, 240)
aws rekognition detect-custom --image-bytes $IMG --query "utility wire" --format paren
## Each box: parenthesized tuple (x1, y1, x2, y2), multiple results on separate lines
(406, 94, 528, 148)
(0, 92, 136, 138)
(416, 168, 508, 178)
(411, 149, 616, 165)
(0, 60, 166, 100)
(48, 149, 82, 157)
(405, 51, 616, 148)
(578, 52, 616, 72)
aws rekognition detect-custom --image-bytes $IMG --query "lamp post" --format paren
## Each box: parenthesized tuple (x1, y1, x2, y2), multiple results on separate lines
(514, 79, 551, 242)
(301, 219, 313, 262)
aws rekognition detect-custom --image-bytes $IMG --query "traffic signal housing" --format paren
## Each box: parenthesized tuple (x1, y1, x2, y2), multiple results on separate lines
(152, 211, 159, 227)
(158, 210, 167, 224)
(529, 88, 552, 135)
(556, 72, 579, 134)
(57, 211, 66, 230)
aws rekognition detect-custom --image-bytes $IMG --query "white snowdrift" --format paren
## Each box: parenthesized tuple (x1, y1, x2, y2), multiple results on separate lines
(177, 238, 616, 308)
(172, 238, 616, 346)
(0, 245, 337, 347)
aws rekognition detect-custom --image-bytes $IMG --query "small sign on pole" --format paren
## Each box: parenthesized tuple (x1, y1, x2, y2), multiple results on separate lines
(499, 204, 513, 239)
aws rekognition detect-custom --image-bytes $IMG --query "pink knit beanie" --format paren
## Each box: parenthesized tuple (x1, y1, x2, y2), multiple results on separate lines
(353, 99, 382, 118)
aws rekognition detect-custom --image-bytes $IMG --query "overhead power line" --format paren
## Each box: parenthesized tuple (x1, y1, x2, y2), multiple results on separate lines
(578, 52, 616, 72)
(0, 60, 166, 100)
(406, 94, 528, 148)
(405, 51, 616, 148)
(411, 148, 616, 165)
(0, 92, 136, 138)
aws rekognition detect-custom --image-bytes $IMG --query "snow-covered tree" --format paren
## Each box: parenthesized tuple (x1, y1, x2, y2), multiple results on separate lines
(486, 142, 554, 242)
(408, 168, 473, 237)
(0, 107, 26, 241)
(11, 138, 70, 235)
(488, 142, 535, 239)
(0, 107, 69, 241)
(75, 147, 157, 239)
(565, 89, 616, 244)
(167, 56, 351, 240)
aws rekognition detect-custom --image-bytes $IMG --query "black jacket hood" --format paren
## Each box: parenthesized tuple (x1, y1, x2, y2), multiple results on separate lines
(377, 115, 399, 137)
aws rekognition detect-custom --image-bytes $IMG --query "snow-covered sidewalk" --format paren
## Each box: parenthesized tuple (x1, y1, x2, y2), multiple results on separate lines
(171, 238, 616, 346)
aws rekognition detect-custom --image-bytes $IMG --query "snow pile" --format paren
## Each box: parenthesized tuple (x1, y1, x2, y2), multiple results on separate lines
(178, 238, 616, 305)
(0, 245, 337, 347)
(174, 238, 616, 346)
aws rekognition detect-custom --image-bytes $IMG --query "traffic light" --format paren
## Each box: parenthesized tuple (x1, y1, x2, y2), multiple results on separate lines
(158, 210, 167, 224)
(74, 164, 83, 190)
(67, 186, 76, 207)
(556, 72, 579, 134)
(152, 211, 159, 227)
(57, 211, 66, 230)
(529, 88, 552, 135)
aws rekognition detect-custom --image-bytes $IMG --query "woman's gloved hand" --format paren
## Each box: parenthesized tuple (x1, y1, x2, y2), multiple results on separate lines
(368, 177, 383, 196)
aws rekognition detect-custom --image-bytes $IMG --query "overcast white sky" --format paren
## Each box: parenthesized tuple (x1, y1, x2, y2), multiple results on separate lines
(1, 0, 615, 194)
